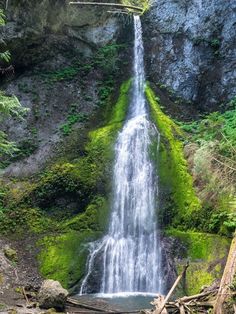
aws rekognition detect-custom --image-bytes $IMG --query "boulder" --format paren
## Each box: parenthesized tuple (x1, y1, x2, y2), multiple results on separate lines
(38, 280, 68, 310)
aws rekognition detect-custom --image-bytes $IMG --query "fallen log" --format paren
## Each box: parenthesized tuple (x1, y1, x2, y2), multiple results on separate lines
(69, 1, 143, 13)
(178, 290, 217, 303)
(67, 297, 113, 312)
(67, 297, 141, 313)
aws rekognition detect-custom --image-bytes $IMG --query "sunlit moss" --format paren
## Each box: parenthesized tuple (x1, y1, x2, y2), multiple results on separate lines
(37, 80, 131, 289)
(38, 230, 99, 289)
(167, 229, 230, 294)
(145, 85, 201, 226)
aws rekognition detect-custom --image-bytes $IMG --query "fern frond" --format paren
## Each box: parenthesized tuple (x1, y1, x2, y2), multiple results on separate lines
(0, 92, 28, 119)
(0, 51, 11, 63)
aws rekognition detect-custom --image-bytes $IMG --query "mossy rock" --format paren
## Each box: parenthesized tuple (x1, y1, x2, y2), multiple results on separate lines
(145, 85, 201, 227)
(167, 229, 231, 295)
(38, 230, 98, 290)
(65, 196, 109, 232)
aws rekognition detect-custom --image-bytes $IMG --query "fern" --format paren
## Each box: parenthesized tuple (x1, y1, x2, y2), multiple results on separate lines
(0, 9, 5, 26)
(0, 9, 11, 64)
(0, 92, 28, 119)
(0, 51, 11, 63)
(0, 131, 19, 157)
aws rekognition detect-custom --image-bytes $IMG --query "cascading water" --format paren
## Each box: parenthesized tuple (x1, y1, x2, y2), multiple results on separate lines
(80, 16, 162, 295)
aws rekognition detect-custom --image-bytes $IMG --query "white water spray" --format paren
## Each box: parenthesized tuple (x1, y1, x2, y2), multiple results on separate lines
(80, 16, 162, 295)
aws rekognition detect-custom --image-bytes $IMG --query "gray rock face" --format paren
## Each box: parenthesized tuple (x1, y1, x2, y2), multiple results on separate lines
(0, 0, 131, 177)
(38, 279, 69, 310)
(143, 0, 236, 111)
(0, 0, 120, 66)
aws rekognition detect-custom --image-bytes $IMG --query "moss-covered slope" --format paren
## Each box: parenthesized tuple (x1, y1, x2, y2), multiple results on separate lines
(145, 85, 231, 295)
(37, 80, 131, 289)
(145, 85, 201, 227)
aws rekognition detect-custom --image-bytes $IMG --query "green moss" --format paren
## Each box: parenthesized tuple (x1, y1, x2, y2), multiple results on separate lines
(37, 81, 131, 288)
(145, 85, 201, 226)
(65, 196, 109, 232)
(167, 229, 230, 294)
(30, 162, 95, 209)
(84, 79, 131, 183)
(38, 230, 100, 289)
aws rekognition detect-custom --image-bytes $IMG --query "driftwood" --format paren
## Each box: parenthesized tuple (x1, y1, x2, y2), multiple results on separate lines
(213, 231, 236, 314)
(156, 263, 189, 314)
(21, 287, 30, 305)
(69, 1, 143, 13)
(146, 231, 236, 314)
(145, 290, 218, 314)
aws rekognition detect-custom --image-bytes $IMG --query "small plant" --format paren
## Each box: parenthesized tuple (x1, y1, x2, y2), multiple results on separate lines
(60, 111, 88, 136)
(42, 66, 79, 83)
(192, 36, 206, 46)
(210, 38, 220, 49)
(94, 44, 124, 75)
(208, 211, 236, 235)
(210, 38, 221, 56)
(10, 138, 38, 161)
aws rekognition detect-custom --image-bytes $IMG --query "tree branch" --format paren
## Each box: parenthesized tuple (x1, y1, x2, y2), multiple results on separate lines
(69, 1, 143, 13)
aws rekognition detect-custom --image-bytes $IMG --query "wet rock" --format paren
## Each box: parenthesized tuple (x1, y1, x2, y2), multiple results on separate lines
(38, 280, 68, 310)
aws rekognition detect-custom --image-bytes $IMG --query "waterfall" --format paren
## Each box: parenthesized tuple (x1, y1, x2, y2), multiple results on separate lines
(80, 16, 162, 295)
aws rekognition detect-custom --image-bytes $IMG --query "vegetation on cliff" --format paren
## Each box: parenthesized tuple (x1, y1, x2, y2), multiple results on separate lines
(179, 98, 236, 236)
(146, 85, 235, 237)
(146, 85, 201, 228)
(0, 9, 27, 160)
(0, 80, 131, 289)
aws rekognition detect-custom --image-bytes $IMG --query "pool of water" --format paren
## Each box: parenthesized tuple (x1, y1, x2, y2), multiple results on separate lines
(75, 293, 156, 312)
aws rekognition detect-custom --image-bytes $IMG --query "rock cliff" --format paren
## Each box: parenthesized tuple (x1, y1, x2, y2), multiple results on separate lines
(144, 0, 236, 111)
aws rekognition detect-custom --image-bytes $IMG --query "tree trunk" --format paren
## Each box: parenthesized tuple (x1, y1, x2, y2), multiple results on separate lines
(213, 232, 236, 314)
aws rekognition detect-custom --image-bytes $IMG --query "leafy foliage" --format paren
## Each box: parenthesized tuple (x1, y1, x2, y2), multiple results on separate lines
(40, 44, 124, 84)
(0, 10, 28, 161)
(0, 9, 10, 63)
(0, 92, 28, 159)
(179, 98, 236, 235)
(0, 92, 27, 119)
(180, 102, 236, 158)
(208, 211, 236, 235)
(60, 104, 89, 136)
(0, 51, 11, 63)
